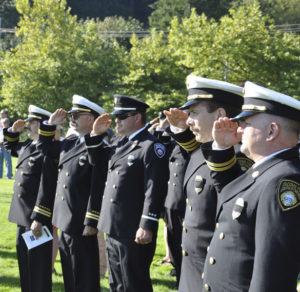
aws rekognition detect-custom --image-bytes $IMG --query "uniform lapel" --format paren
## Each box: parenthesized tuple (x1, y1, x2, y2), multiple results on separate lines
(183, 147, 206, 189)
(16, 142, 40, 168)
(109, 140, 139, 169)
(216, 148, 298, 219)
(58, 142, 86, 166)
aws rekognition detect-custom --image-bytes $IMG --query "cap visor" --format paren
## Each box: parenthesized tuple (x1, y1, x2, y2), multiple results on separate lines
(179, 99, 201, 110)
(111, 110, 129, 115)
(231, 111, 259, 122)
(25, 117, 35, 122)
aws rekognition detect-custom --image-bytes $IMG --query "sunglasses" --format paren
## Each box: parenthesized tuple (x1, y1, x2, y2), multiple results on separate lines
(69, 113, 91, 120)
(115, 112, 138, 120)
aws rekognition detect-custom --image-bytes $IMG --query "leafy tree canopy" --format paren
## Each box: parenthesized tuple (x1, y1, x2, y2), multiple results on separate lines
(0, 0, 125, 118)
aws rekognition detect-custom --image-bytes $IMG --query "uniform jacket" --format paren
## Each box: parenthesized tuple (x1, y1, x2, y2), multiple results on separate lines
(37, 123, 106, 235)
(201, 144, 300, 292)
(168, 128, 253, 290)
(164, 141, 189, 212)
(85, 128, 169, 240)
(3, 128, 44, 227)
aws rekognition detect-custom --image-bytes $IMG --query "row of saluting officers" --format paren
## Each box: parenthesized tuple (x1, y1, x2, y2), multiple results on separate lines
(3, 75, 300, 292)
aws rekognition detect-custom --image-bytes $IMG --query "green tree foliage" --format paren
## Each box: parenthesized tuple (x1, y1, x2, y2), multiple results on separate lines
(96, 16, 144, 48)
(121, 30, 189, 116)
(231, 0, 300, 24)
(0, 0, 125, 117)
(168, 2, 300, 98)
(148, 0, 191, 30)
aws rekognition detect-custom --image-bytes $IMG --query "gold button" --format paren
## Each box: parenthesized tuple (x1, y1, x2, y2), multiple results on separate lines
(204, 283, 211, 291)
(103, 195, 105, 199)
(113, 185, 117, 189)
(61, 197, 64, 200)
(18, 183, 22, 187)
(17, 194, 21, 198)
(182, 221, 185, 227)
(58, 168, 62, 172)
(116, 171, 119, 175)
(21, 171, 24, 175)
(108, 169, 112, 173)
(216, 222, 219, 229)
(219, 232, 225, 240)
(168, 181, 170, 184)
(110, 198, 114, 203)
(174, 173, 177, 177)
(207, 246, 210, 252)
(66, 172, 69, 176)
(252, 171, 259, 178)
(189, 205, 192, 211)
(202, 272, 204, 279)
(186, 198, 189, 204)
(209, 257, 216, 265)
(173, 183, 176, 186)
(182, 250, 187, 256)
(56, 193, 58, 197)
(63, 185, 67, 189)
(183, 228, 187, 233)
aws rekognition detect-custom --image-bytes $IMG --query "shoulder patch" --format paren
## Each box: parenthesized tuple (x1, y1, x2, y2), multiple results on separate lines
(237, 157, 253, 172)
(277, 179, 300, 211)
(154, 143, 166, 158)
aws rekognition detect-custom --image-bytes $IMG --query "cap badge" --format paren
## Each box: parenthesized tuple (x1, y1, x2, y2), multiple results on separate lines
(232, 197, 244, 220)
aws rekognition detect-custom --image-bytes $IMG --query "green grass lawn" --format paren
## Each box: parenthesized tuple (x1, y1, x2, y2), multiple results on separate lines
(0, 158, 176, 291)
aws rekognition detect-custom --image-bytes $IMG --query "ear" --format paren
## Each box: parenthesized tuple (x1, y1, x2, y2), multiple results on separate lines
(266, 122, 280, 142)
(216, 108, 226, 119)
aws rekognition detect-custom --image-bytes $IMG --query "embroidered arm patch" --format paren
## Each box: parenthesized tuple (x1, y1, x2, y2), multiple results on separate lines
(277, 179, 300, 211)
(154, 143, 166, 158)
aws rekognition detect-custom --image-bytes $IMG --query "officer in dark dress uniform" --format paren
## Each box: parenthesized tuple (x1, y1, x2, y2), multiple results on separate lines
(37, 95, 106, 292)
(149, 112, 188, 288)
(4, 105, 53, 292)
(201, 82, 300, 292)
(85, 95, 169, 292)
(164, 75, 253, 291)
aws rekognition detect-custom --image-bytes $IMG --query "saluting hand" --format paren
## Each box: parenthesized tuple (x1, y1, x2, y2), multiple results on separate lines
(135, 227, 153, 245)
(91, 113, 112, 136)
(213, 117, 241, 148)
(48, 108, 67, 125)
(12, 120, 25, 133)
(164, 108, 189, 130)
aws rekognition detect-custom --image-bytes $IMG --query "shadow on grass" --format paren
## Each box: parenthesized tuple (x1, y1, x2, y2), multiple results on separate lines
(0, 248, 16, 259)
(0, 275, 20, 287)
(152, 277, 177, 287)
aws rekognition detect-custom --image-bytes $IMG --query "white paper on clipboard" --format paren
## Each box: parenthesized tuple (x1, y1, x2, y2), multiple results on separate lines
(22, 226, 53, 250)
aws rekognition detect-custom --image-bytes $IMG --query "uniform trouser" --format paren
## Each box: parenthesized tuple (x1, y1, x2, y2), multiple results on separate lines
(59, 231, 100, 292)
(16, 225, 52, 292)
(106, 234, 156, 292)
(165, 207, 184, 287)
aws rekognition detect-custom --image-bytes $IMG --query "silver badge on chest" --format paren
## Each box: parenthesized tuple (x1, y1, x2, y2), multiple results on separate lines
(232, 197, 244, 220)
(79, 155, 87, 166)
(127, 154, 136, 166)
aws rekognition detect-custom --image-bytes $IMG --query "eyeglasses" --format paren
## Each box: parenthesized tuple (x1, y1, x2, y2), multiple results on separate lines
(69, 113, 91, 120)
(115, 112, 138, 120)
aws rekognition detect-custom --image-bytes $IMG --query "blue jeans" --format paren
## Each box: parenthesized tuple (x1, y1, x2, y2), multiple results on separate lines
(0, 146, 12, 179)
